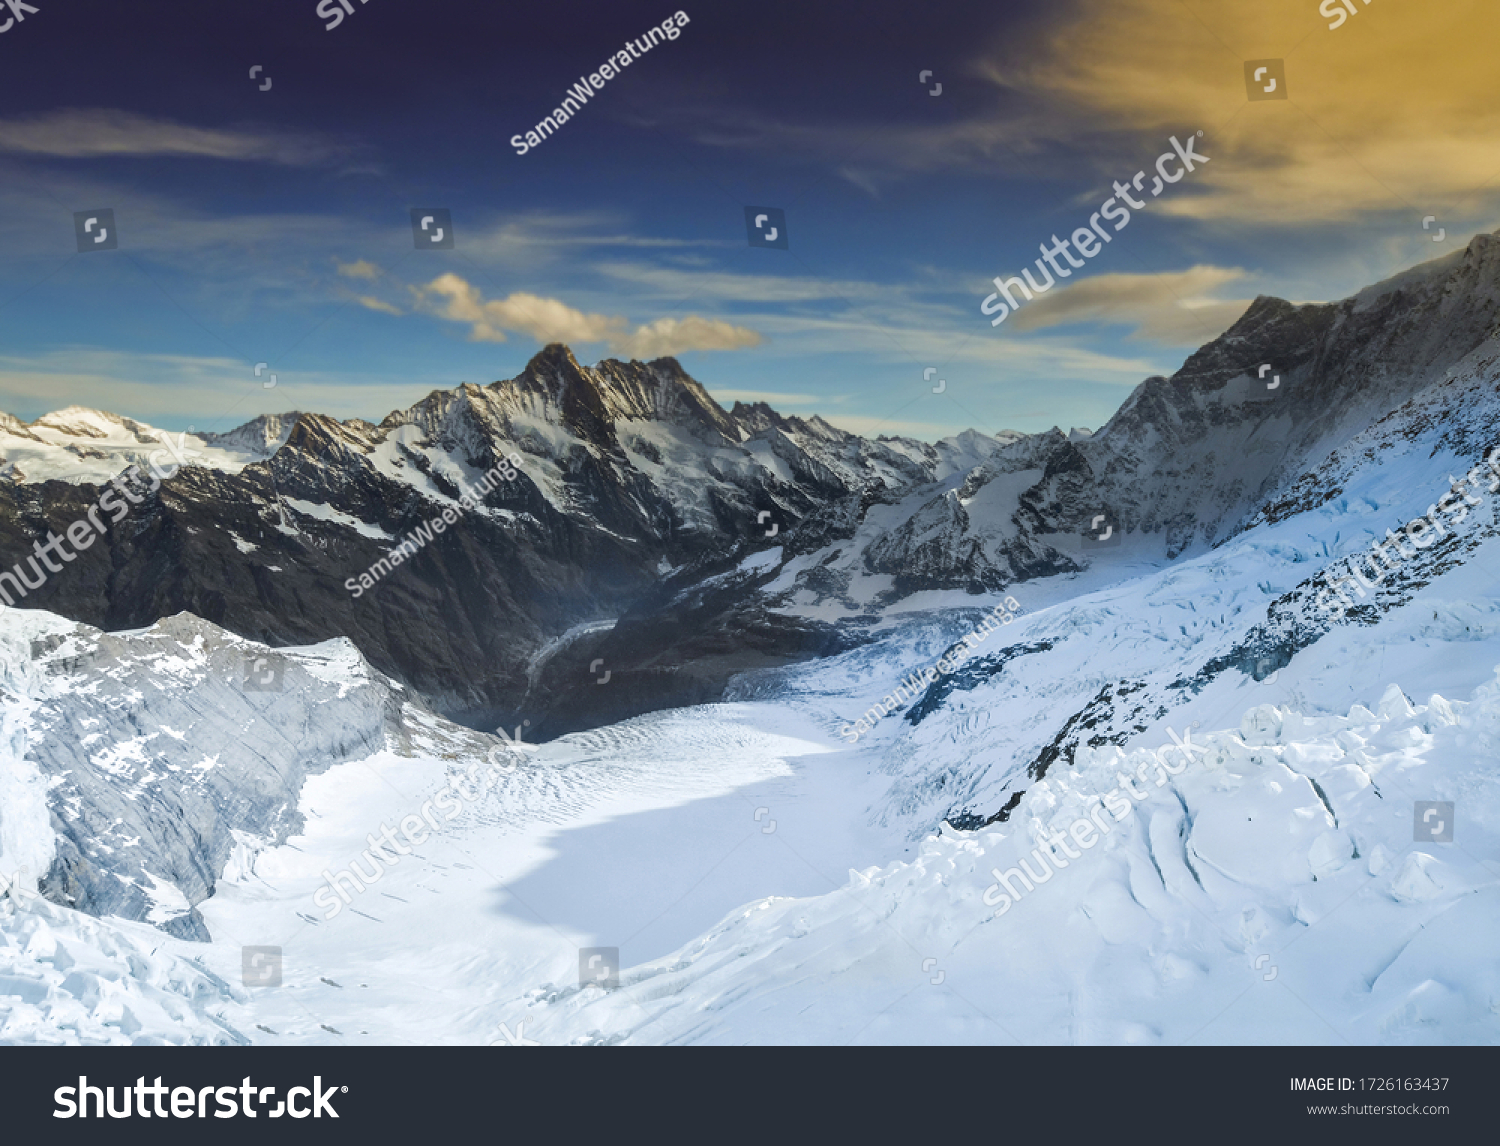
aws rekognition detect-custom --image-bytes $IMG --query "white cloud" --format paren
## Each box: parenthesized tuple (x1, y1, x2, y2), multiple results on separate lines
(356, 295, 402, 316)
(614, 315, 761, 357)
(413, 275, 615, 344)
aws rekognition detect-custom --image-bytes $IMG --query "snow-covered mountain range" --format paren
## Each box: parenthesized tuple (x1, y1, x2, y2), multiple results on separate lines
(8, 236, 1500, 738)
(0, 345, 1015, 732)
(2, 234, 1499, 1044)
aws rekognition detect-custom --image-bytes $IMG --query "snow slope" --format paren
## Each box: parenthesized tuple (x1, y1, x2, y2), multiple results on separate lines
(2, 688, 901, 1044)
(503, 679, 1500, 1044)
(0, 892, 252, 1046)
(8, 659, 1490, 1045)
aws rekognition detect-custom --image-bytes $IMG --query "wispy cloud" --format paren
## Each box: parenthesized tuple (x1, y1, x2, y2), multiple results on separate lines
(977, 0, 1500, 226)
(356, 295, 403, 316)
(734, 311, 1165, 385)
(0, 109, 353, 166)
(0, 350, 438, 429)
(457, 212, 735, 270)
(648, 0, 1500, 234)
(598, 260, 893, 304)
(1005, 266, 1253, 342)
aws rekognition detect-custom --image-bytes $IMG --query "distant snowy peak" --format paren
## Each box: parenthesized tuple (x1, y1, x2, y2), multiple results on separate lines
(589, 351, 739, 433)
(13, 223, 1500, 727)
(199, 412, 300, 457)
(759, 228, 1500, 610)
(0, 411, 40, 440)
(728, 402, 868, 450)
(359, 344, 1024, 531)
(729, 399, 815, 438)
(0, 344, 1021, 510)
(31, 405, 156, 441)
(0, 343, 1021, 724)
(0, 406, 274, 485)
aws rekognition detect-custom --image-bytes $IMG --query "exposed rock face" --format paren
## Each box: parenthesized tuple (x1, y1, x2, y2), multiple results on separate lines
(852, 233, 1500, 580)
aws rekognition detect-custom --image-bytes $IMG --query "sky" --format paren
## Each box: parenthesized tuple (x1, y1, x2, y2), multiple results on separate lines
(0, 0, 1497, 441)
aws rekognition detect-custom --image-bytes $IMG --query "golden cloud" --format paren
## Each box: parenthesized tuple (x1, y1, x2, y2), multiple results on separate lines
(411, 274, 762, 357)
(1006, 265, 1253, 342)
(979, 0, 1500, 224)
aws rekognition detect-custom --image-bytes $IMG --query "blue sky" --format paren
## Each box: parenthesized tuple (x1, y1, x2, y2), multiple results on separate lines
(0, 0, 1496, 440)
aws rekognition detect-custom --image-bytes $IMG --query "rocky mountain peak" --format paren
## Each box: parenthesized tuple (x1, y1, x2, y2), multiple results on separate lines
(525, 340, 585, 376)
(730, 400, 791, 435)
(201, 412, 300, 457)
(0, 411, 42, 441)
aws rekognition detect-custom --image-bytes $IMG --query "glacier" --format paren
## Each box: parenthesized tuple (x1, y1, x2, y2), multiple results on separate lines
(3, 237, 1500, 1045)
